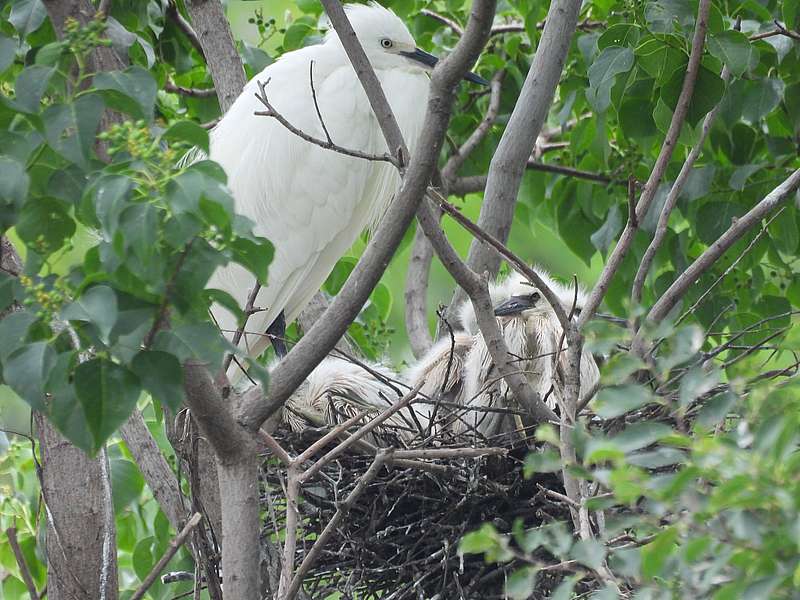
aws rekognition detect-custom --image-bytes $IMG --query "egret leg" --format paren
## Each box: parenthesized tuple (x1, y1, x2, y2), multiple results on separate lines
(267, 311, 288, 358)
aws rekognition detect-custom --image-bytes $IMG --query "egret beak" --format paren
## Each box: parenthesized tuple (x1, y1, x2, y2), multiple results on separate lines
(400, 48, 489, 85)
(494, 294, 539, 317)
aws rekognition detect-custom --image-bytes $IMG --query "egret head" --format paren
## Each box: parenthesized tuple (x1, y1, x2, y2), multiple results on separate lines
(333, 3, 488, 84)
(491, 268, 588, 320)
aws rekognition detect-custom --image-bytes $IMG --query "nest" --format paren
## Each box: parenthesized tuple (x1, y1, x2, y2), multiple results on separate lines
(259, 423, 575, 600)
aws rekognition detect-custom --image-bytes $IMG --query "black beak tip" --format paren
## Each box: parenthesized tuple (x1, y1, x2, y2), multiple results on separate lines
(465, 72, 490, 86)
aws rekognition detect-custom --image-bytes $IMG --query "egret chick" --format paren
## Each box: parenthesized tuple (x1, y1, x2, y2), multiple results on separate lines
(458, 268, 600, 441)
(207, 3, 487, 371)
(282, 356, 422, 445)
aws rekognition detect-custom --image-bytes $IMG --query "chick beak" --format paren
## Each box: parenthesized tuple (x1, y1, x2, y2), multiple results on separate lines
(493, 295, 538, 317)
(399, 47, 489, 85)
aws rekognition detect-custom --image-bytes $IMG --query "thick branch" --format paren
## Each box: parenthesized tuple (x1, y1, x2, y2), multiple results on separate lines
(577, 0, 712, 329)
(452, 0, 583, 313)
(185, 0, 246, 112)
(237, 0, 497, 432)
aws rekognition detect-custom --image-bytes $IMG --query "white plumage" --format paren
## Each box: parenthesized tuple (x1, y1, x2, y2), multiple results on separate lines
(457, 267, 601, 440)
(282, 356, 421, 444)
(207, 4, 431, 366)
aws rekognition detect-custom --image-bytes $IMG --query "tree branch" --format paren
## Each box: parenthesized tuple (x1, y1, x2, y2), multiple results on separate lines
(645, 169, 800, 324)
(577, 0, 712, 330)
(184, 0, 246, 112)
(450, 0, 583, 315)
(5, 527, 40, 600)
(630, 18, 738, 308)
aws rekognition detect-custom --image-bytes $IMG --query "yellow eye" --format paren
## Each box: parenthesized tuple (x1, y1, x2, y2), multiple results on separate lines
(380, 38, 393, 49)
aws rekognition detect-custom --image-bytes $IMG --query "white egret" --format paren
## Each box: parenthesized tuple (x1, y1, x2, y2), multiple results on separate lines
(282, 356, 420, 444)
(206, 3, 487, 367)
(457, 268, 600, 440)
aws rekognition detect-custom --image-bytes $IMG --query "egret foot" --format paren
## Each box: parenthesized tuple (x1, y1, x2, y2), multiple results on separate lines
(267, 311, 288, 358)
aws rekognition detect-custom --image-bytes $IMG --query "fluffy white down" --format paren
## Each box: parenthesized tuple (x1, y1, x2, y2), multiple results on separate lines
(457, 267, 600, 440)
(206, 4, 430, 370)
(283, 356, 422, 443)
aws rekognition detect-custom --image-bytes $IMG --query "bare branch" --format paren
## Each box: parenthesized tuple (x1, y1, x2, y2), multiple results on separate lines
(451, 0, 584, 314)
(184, 0, 246, 112)
(631, 18, 738, 307)
(577, 0, 713, 329)
(404, 222, 437, 358)
(420, 9, 464, 35)
(5, 527, 40, 600)
(167, 1, 206, 60)
(749, 22, 800, 41)
(130, 513, 203, 600)
(164, 81, 217, 98)
(645, 169, 800, 324)
(254, 79, 397, 165)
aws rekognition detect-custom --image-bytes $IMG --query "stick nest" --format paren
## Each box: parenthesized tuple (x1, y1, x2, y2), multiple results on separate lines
(260, 426, 573, 599)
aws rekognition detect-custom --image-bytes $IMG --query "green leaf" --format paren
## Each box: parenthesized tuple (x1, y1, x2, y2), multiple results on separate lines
(162, 121, 210, 154)
(152, 323, 231, 369)
(240, 41, 273, 76)
(695, 200, 745, 244)
(593, 385, 654, 418)
(729, 163, 765, 191)
(61, 285, 119, 344)
(230, 237, 273, 285)
(598, 24, 642, 49)
(283, 21, 314, 51)
(742, 78, 784, 122)
(459, 523, 513, 562)
(110, 458, 144, 513)
(0, 157, 30, 229)
(708, 31, 755, 77)
(88, 174, 133, 235)
(3, 342, 57, 411)
(324, 257, 357, 295)
(523, 450, 562, 477)
(661, 66, 725, 125)
(131, 351, 185, 412)
(132, 537, 155, 581)
(16, 197, 75, 255)
(636, 36, 685, 83)
(74, 358, 141, 451)
(696, 390, 737, 428)
(11, 65, 55, 113)
(644, 0, 694, 33)
(590, 204, 622, 256)
(572, 538, 607, 570)
(369, 283, 392, 321)
(678, 366, 718, 406)
(94, 66, 158, 121)
(586, 46, 634, 113)
(619, 97, 658, 140)
(657, 325, 704, 371)
(43, 94, 105, 168)
(612, 422, 673, 453)
(9, 0, 47, 38)
(641, 527, 678, 578)
(0, 310, 37, 361)
(0, 35, 16, 73)
(505, 566, 536, 600)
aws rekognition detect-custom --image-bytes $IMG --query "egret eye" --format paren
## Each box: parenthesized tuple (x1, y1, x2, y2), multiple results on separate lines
(530, 292, 541, 302)
(380, 38, 393, 49)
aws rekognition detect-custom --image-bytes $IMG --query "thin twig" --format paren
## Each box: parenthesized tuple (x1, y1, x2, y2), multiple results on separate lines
(222, 282, 261, 372)
(254, 79, 397, 165)
(130, 513, 203, 600)
(164, 81, 217, 98)
(166, 2, 206, 59)
(5, 527, 39, 600)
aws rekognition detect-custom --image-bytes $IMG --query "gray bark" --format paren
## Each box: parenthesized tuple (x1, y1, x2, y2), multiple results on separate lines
(449, 0, 583, 313)
(185, 0, 247, 113)
(35, 414, 118, 600)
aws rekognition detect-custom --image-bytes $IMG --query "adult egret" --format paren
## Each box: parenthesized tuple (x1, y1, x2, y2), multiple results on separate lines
(282, 356, 420, 444)
(206, 3, 487, 367)
(457, 268, 600, 440)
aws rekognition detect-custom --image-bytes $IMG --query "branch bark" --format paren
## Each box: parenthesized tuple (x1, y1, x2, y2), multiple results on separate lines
(645, 168, 800, 325)
(184, 0, 246, 112)
(577, 0, 713, 329)
(449, 0, 583, 314)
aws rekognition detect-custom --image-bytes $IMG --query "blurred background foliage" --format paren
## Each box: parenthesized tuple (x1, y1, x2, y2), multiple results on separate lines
(0, 0, 798, 597)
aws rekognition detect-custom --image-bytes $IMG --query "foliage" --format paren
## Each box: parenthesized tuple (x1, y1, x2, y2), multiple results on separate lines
(0, 0, 798, 597)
